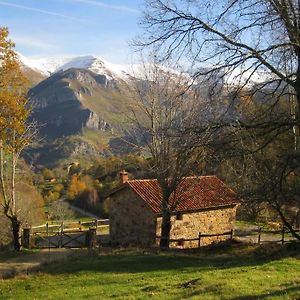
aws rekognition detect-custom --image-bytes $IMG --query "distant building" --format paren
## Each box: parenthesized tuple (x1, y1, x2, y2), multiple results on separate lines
(108, 171, 240, 248)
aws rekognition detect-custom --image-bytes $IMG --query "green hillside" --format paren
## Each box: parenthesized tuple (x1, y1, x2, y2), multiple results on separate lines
(25, 67, 141, 168)
(0, 243, 299, 299)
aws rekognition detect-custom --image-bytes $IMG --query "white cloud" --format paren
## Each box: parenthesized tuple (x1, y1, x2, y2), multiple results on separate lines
(0, 1, 81, 20)
(65, 0, 139, 14)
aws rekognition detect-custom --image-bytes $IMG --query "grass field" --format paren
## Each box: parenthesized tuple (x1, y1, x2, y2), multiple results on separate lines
(0, 242, 299, 299)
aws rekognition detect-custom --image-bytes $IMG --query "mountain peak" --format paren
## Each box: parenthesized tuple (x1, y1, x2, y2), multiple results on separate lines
(57, 56, 116, 80)
(18, 54, 133, 81)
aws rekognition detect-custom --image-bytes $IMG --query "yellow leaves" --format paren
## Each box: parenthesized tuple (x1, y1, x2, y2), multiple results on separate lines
(66, 175, 88, 200)
(0, 27, 30, 149)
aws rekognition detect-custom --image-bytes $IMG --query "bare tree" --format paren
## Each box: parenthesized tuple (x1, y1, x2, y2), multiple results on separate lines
(218, 116, 300, 237)
(136, 0, 300, 237)
(126, 59, 213, 248)
(48, 201, 75, 221)
(136, 0, 300, 142)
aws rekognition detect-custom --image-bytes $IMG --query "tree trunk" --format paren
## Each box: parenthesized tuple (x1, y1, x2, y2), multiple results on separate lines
(293, 53, 300, 151)
(159, 187, 172, 249)
(11, 215, 21, 251)
(0, 141, 8, 206)
(160, 209, 172, 249)
(11, 132, 16, 215)
(274, 204, 300, 241)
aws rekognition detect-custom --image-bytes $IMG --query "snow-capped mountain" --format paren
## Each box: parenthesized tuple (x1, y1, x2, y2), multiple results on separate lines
(58, 56, 138, 81)
(18, 54, 134, 81)
(18, 53, 273, 88)
(16, 53, 69, 75)
(224, 67, 273, 87)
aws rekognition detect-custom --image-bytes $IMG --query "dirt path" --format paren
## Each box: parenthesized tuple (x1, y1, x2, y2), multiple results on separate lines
(234, 226, 298, 244)
(0, 248, 75, 279)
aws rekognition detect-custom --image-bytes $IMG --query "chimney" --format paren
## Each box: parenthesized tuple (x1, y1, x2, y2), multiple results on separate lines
(119, 170, 129, 184)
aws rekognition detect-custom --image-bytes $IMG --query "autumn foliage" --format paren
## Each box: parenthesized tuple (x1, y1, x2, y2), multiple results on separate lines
(0, 27, 32, 250)
(66, 174, 88, 200)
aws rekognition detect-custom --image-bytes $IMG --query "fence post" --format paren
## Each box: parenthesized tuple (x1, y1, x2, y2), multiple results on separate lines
(258, 227, 262, 244)
(86, 228, 96, 249)
(59, 222, 64, 248)
(46, 222, 49, 247)
(198, 232, 201, 248)
(230, 229, 233, 240)
(281, 226, 285, 245)
(23, 227, 32, 249)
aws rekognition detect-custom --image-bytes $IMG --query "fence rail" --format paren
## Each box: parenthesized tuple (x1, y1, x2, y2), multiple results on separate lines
(30, 219, 109, 232)
(22, 219, 109, 249)
(256, 226, 300, 245)
(156, 226, 299, 247)
(156, 229, 234, 247)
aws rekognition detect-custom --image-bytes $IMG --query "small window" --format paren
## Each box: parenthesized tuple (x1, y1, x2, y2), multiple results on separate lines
(176, 212, 183, 220)
(177, 239, 185, 246)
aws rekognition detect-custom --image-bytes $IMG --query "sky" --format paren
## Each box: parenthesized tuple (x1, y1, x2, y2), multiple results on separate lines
(0, 0, 143, 64)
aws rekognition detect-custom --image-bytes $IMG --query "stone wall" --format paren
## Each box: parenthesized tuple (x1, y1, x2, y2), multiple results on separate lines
(109, 188, 156, 246)
(156, 206, 237, 248)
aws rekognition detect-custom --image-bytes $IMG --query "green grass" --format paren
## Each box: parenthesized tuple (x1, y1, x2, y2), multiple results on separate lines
(0, 243, 299, 299)
(236, 220, 268, 230)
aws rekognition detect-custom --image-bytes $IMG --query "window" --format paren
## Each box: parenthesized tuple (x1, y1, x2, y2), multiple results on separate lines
(177, 239, 185, 246)
(176, 212, 183, 220)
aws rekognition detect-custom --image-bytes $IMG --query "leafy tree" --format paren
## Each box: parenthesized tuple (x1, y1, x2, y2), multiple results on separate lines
(44, 191, 60, 203)
(0, 27, 35, 250)
(66, 174, 87, 200)
(42, 168, 55, 180)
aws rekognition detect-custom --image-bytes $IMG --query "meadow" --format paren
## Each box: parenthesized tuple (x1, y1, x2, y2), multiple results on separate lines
(0, 242, 299, 299)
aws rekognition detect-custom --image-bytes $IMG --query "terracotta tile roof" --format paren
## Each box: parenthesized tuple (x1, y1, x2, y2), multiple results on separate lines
(124, 176, 239, 214)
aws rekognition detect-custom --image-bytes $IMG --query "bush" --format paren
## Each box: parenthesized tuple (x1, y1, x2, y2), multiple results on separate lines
(48, 201, 74, 221)
(0, 182, 45, 247)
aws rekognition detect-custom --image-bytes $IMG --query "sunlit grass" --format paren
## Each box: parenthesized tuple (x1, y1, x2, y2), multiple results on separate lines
(0, 243, 299, 299)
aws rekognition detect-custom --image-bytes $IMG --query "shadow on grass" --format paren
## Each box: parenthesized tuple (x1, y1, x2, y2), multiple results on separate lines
(0, 249, 36, 262)
(178, 285, 300, 300)
(35, 241, 300, 276)
(232, 285, 300, 300)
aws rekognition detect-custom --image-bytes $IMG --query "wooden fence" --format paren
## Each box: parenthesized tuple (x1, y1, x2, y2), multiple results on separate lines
(23, 219, 109, 249)
(156, 227, 299, 247)
(156, 229, 234, 248)
(256, 226, 300, 245)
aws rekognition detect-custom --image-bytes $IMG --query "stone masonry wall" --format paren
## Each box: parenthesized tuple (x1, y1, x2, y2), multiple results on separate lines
(109, 189, 156, 246)
(156, 206, 237, 248)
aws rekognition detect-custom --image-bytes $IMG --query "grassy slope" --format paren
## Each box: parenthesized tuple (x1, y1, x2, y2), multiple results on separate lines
(0, 243, 299, 299)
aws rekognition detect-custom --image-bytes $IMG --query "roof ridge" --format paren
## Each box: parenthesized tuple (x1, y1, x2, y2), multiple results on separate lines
(183, 175, 217, 179)
(128, 179, 156, 182)
(128, 175, 217, 182)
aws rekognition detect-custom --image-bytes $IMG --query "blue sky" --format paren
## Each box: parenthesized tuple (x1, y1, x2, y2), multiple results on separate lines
(0, 0, 143, 63)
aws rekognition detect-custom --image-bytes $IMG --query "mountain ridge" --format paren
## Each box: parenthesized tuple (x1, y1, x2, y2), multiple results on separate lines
(18, 52, 274, 168)
(18, 54, 136, 81)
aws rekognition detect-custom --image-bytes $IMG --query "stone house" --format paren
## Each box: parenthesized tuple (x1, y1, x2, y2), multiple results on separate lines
(108, 171, 240, 248)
